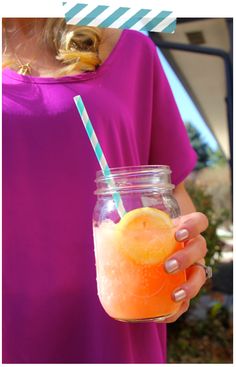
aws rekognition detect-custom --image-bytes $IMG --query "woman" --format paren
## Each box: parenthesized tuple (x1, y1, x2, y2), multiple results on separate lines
(2, 18, 209, 363)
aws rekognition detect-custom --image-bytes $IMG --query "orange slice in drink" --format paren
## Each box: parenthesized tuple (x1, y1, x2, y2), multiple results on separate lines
(115, 207, 177, 265)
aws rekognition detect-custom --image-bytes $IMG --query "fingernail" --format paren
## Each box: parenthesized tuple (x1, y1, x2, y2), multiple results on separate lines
(165, 259, 179, 273)
(173, 288, 187, 302)
(175, 228, 189, 241)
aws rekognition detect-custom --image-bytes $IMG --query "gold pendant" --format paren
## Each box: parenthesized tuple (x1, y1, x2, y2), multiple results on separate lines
(18, 63, 31, 75)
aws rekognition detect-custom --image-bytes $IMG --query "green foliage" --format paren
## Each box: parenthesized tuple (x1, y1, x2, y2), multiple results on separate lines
(168, 303, 233, 363)
(186, 122, 214, 171)
(168, 124, 232, 363)
(186, 122, 228, 171)
(168, 180, 232, 363)
(210, 148, 228, 167)
(210, 302, 222, 318)
(185, 180, 226, 269)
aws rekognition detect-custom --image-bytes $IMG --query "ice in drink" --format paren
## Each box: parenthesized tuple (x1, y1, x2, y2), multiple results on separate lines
(93, 207, 186, 321)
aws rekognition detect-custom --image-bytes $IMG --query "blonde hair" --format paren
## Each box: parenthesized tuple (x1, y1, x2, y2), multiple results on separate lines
(2, 18, 102, 76)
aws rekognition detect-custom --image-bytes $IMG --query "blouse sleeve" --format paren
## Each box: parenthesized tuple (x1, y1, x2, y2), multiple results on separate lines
(148, 43, 197, 186)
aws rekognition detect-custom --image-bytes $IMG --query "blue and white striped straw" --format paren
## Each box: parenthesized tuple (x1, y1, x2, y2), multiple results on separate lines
(74, 95, 126, 218)
(63, 1, 176, 33)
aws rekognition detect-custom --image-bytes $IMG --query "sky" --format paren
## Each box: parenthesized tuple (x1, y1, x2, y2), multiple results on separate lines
(157, 49, 219, 151)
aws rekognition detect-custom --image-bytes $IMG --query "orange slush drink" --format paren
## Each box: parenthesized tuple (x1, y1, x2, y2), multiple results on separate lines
(93, 207, 186, 321)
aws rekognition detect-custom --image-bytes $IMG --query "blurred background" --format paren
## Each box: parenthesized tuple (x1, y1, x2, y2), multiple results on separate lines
(149, 18, 233, 363)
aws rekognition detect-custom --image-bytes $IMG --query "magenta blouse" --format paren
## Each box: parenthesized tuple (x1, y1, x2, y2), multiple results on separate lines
(2, 29, 197, 363)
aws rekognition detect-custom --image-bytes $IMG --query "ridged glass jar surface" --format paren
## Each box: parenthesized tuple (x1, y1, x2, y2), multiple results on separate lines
(93, 165, 186, 322)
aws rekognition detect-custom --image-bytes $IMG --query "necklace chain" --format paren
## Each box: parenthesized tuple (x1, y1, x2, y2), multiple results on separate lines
(14, 53, 33, 75)
(4, 25, 36, 75)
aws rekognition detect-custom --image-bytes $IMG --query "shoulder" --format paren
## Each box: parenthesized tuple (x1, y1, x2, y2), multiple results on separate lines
(122, 29, 156, 52)
(100, 28, 156, 65)
(103, 28, 156, 53)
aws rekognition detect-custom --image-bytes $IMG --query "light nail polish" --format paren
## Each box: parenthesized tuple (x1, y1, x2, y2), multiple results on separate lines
(175, 228, 189, 241)
(165, 258, 179, 273)
(174, 289, 187, 302)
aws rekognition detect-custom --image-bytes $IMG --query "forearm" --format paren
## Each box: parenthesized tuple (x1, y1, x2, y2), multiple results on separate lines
(173, 182, 196, 215)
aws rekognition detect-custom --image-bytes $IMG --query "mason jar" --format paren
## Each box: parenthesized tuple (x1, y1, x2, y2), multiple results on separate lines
(93, 165, 186, 322)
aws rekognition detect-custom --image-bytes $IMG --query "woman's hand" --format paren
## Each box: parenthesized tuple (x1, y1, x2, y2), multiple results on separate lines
(162, 211, 209, 323)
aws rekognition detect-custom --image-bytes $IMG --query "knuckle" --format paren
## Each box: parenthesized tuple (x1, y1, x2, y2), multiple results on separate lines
(183, 301, 190, 313)
(179, 236, 207, 269)
(175, 251, 187, 270)
(199, 235, 208, 257)
(185, 282, 200, 299)
(201, 267, 207, 283)
(196, 212, 209, 230)
(191, 287, 200, 299)
(192, 277, 205, 298)
(203, 245, 208, 258)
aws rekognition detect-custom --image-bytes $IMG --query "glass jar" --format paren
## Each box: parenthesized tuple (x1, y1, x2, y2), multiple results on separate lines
(93, 165, 186, 322)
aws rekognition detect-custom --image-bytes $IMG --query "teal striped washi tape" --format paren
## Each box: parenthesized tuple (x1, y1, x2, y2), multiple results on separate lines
(63, 1, 176, 33)
(73, 95, 126, 218)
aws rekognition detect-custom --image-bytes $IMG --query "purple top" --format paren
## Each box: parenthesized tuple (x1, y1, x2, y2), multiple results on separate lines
(2, 29, 197, 363)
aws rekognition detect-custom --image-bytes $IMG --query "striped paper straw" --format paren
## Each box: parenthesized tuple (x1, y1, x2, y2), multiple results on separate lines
(74, 95, 126, 218)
